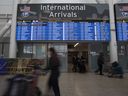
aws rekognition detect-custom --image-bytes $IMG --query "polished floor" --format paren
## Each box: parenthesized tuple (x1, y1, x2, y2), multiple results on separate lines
(0, 73, 128, 96)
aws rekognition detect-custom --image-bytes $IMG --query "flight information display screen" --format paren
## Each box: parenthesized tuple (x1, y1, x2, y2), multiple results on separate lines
(16, 4, 110, 41)
(115, 4, 128, 41)
(116, 22, 128, 41)
(16, 21, 110, 41)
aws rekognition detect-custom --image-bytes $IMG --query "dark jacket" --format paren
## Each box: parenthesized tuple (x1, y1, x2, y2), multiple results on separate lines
(97, 55, 104, 65)
(49, 54, 60, 71)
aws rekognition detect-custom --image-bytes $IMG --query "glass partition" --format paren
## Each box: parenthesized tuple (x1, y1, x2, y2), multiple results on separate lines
(17, 43, 68, 72)
(89, 42, 110, 71)
(117, 42, 128, 72)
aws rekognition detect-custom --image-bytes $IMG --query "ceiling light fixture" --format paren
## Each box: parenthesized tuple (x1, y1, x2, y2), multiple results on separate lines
(74, 43, 79, 47)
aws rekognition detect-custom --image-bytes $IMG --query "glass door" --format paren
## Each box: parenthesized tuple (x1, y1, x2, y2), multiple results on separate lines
(118, 43, 128, 72)
(89, 42, 110, 72)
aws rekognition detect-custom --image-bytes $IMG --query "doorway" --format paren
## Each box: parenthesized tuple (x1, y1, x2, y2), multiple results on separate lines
(68, 43, 89, 72)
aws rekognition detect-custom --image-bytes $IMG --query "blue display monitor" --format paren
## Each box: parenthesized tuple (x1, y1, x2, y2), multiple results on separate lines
(16, 4, 110, 41)
(116, 22, 128, 41)
(115, 4, 128, 41)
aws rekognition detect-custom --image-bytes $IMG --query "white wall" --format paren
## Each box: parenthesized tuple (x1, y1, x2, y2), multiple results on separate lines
(0, 0, 98, 14)
(116, 0, 128, 3)
(0, 0, 13, 14)
(29, 0, 97, 3)
(0, 0, 128, 15)
(0, 19, 7, 28)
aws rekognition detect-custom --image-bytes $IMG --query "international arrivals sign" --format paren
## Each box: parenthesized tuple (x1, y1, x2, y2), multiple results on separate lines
(17, 4, 109, 21)
(41, 4, 86, 18)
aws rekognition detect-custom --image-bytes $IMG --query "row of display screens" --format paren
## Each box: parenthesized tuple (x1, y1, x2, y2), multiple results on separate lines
(16, 21, 110, 41)
(16, 22, 128, 41)
(16, 21, 128, 41)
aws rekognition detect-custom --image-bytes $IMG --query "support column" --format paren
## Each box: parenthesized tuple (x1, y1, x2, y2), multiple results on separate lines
(109, 0, 118, 62)
(9, 0, 19, 58)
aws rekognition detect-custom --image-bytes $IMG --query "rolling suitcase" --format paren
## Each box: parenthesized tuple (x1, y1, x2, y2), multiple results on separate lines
(3, 74, 42, 96)
(3, 74, 30, 96)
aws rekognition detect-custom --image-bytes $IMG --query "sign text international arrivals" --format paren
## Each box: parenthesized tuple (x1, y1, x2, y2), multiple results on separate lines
(41, 4, 86, 18)
(17, 4, 109, 21)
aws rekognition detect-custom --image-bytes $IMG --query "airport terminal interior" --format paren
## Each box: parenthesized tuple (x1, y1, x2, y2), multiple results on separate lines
(0, 0, 128, 96)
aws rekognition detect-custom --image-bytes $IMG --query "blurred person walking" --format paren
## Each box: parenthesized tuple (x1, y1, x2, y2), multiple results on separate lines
(76, 55, 81, 73)
(45, 47, 60, 96)
(72, 56, 77, 72)
(95, 53, 104, 75)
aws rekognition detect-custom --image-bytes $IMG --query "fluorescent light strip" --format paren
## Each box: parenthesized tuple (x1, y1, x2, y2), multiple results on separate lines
(74, 43, 79, 47)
